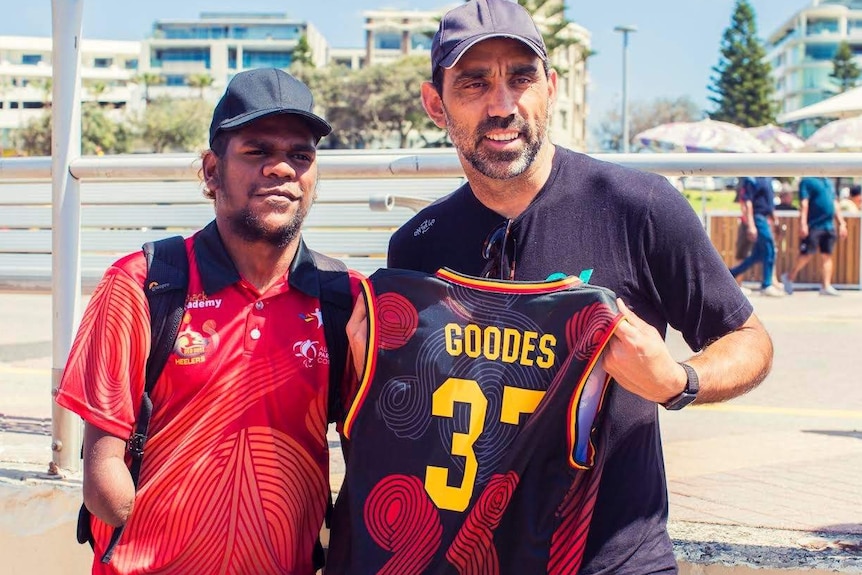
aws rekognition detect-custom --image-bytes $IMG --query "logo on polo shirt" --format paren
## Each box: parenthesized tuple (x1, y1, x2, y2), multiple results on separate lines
(174, 313, 218, 366)
(299, 308, 324, 328)
(293, 339, 330, 368)
(186, 292, 223, 310)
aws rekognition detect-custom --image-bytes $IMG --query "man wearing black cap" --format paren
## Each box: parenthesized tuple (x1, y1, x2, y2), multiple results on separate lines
(56, 68, 358, 574)
(332, 1, 774, 573)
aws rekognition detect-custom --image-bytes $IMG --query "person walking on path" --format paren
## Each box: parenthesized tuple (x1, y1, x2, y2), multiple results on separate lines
(730, 176, 785, 297)
(55, 68, 359, 575)
(781, 176, 848, 296)
(328, 1, 774, 573)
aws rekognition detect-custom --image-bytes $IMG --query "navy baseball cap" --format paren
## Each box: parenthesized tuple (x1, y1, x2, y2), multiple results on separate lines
(209, 68, 331, 146)
(431, 0, 548, 76)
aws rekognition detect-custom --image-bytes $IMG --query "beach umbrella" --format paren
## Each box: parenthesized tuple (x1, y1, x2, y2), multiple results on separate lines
(634, 119, 771, 153)
(802, 115, 862, 152)
(744, 124, 805, 152)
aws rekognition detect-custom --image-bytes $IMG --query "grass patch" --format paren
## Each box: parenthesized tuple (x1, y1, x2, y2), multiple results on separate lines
(681, 189, 738, 213)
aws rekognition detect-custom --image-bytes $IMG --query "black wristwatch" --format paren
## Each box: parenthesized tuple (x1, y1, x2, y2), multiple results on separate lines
(662, 362, 699, 410)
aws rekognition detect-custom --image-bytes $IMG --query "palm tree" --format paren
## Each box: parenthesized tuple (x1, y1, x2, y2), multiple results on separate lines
(86, 80, 107, 107)
(186, 73, 215, 99)
(134, 72, 164, 104)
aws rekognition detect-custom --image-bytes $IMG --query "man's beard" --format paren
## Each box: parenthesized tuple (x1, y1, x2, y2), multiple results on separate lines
(444, 107, 548, 180)
(228, 204, 308, 248)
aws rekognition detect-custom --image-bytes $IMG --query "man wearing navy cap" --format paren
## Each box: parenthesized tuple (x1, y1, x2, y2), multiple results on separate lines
(332, 1, 774, 573)
(56, 68, 359, 575)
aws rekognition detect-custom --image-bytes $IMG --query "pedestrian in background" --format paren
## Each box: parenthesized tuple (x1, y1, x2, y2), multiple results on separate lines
(56, 68, 358, 575)
(838, 184, 861, 213)
(782, 176, 848, 296)
(730, 176, 785, 297)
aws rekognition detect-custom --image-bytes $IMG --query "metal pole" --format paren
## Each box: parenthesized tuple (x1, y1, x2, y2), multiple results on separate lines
(49, 0, 84, 476)
(614, 25, 637, 153)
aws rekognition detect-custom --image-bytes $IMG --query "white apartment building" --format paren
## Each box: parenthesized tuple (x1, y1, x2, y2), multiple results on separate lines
(767, 0, 862, 133)
(0, 36, 140, 149)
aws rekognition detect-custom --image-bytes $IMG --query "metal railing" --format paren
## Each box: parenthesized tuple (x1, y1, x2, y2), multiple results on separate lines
(4, 149, 862, 476)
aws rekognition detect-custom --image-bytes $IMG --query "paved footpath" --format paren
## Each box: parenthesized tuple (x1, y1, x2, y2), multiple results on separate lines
(1, 288, 861, 572)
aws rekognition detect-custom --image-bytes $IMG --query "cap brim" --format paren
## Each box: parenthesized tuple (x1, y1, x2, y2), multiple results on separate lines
(439, 33, 546, 70)
(217, 107, 332, 141)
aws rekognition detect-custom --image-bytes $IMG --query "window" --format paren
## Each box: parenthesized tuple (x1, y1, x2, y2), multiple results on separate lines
(374, 31, 401, 50)
(228, 47, 237, 69)
(804, 43, 838, 61)
(165, 75, 186, 86)
(22, 101, 44, 109)
(411, 32, 433, 51)
(242, 50, 292, 69)
(806, 18, 839, 36)
(93, 57, 113, 68)
(125, 59, 138, 70)
(21, 54, 42, 65)
(152, 48, 211, 68)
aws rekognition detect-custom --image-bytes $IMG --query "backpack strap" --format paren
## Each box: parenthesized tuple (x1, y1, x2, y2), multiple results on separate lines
(308, 249, 352, 570)
(311, 249, 352, 425)
(98, 236, 189, 564)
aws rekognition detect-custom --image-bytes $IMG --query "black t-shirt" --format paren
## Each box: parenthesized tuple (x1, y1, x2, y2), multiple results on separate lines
(388, 146, 753, 575)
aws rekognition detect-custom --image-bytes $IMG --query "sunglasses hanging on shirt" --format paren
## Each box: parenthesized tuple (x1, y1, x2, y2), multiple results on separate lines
(481, 219, 517, 281)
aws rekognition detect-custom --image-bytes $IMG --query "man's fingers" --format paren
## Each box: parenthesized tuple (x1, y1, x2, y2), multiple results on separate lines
(615, 298, 645, 329)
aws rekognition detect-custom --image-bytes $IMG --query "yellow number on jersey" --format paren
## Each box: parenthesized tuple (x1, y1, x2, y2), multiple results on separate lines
(425, 379, 546, 512)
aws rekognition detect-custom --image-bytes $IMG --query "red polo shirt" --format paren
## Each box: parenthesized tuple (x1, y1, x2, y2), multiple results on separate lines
(56, 221, 360, 575)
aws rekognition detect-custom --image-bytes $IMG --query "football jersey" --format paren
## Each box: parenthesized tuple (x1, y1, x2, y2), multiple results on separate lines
(328, 268, 622, 575)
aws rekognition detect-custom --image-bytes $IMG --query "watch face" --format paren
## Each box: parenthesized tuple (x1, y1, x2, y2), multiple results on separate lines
(663, 391, 697, 411)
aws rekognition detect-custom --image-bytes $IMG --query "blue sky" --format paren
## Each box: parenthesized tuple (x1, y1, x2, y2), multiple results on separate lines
(7, 1, 801, 139)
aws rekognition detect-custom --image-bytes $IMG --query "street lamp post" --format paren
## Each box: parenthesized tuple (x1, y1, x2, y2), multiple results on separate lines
(614, 25, 637, 153)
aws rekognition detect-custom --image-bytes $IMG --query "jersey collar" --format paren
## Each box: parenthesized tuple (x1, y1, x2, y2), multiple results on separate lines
(194, 220, 320, 298)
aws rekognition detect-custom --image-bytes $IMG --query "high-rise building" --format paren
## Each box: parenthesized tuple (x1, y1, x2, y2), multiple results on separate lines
(767, 0, 862, 133)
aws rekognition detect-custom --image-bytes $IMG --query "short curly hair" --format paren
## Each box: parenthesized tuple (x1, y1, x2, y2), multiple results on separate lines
(200, 132, 231, 200)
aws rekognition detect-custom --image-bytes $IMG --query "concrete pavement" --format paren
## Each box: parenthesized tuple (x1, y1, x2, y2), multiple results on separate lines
(1, 288, 861, 573)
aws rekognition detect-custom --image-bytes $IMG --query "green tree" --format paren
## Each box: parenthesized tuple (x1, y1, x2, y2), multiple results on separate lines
(292, 34, 315, 67)
(15, 113, 51, 156)
(14, 106, 132, 156)
(356, 56, 438, 148)
(830, 41, 861, 93)
(707, 0, 775, 127)
(136, 97, 209, 152)
(187, 73, 214, 99)
(82, 104, 132, 154)
(294, 59, 442, 149)
(86, 80, 108, 106)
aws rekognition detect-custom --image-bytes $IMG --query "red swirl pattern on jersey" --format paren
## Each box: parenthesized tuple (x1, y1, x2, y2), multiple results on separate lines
(446, 471, 519, 575)
(566, 302, 617, 360)
(548, 456, 606, 575)
(71, 271, 148, 433)
(364, 474, 442, 575)
(96, 427, 327, 574)
(376, 292, 419, 350)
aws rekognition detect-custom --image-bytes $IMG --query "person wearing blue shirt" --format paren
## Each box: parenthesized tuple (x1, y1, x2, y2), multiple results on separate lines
(781, 177, 848, 296)
(729, 177, 785, 297)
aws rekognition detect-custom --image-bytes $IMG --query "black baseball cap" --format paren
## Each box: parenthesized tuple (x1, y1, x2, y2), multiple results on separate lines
(209, 68, 332, 146)
(431, 0, 548, 76)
